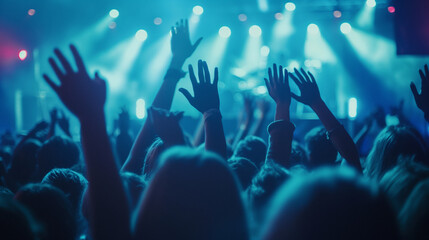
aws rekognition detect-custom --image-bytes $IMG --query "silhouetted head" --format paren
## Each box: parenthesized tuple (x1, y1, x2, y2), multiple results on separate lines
(262, 167, 400, 240)
(37, 136, 80, 179)
(304, 126, 338, 168)
(0, 197, 38, 240)
(7, 139, 41, 191)
(134, 146, 249, 240)
(365, 125, 427, 180)
(247, 163, 289, 232)
(42, 168, 88, 214)
(228, 157, 258, 190)
(15, 183, 76, 240)
(233, 136, 267, 168)
(290, 141, 308, 167)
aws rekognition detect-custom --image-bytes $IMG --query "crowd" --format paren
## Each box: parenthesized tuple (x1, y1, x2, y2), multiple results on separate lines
(1, 19, 428, 240)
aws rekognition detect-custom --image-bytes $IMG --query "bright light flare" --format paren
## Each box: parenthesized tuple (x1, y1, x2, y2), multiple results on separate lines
(307, 24, 319, 34)
(348, 98, 357, 118)
(135, 29, 148, 42)
(109, 9, 119, 18)
(18, 50, 28, 61)
(193, 5, 204, 15)
(340, 22, 352, 34)
(219, 26, 231, 38)
(285, 2, 296, 11)
(249, 25, 262, 37)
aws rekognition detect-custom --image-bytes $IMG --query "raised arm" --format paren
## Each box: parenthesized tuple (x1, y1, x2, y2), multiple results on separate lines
(122, 19, 202, 173)
(179, 60, 226, 158)
(264, 64, 295, 168)
(43, 45, 131, 240)
(411, 64, 429, 122)
(289, 68, 362, 172)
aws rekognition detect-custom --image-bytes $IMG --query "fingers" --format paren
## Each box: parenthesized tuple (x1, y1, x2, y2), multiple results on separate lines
(294, 68, 305, 83)
(179, 88, 194, 105)
(43, 74, 60, 93)
(279, 65, 284, 84)
(54, 48, 73, 73)
(198, 60, 205, 84)
(70, 44, 87, 73)
(284, 68, 289, 87)
(425, 64, 429, 79)
(188, 64, 198, 88)
(410, 82, 420, 103)
(273, 63, 278, 83)
(203, 61, 211, 84)
(268, 67, 275, 88)
(289, 72, 302, 88)
(192, 37, 203, 52)
(290, 92, 301, 101)
(308, 71, 316, 83)
(300, 68, 310, 82)
(49, 58, 64, 80)
(213, 67, 219, 87)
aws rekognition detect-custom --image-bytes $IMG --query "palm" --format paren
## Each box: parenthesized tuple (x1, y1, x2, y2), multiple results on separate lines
(171, 19, 202, 62)
(289, 68, 321, 106)
(43, 45, 106, 120)
(264, 64, 291, 105)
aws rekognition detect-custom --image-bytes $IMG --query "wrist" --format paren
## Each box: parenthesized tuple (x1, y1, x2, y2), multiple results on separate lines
(170, 57, 185, 70)
(275, 103, 290, 121)
(310, 99, 325, 111)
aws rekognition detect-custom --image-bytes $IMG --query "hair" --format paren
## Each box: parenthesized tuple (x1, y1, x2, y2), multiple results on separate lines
(0, 197, 38, 240)
(41, 168, 88, 214)
(304, 126, 338, 168)
(134, 146, 249, 240)
(262, 167, 400, 240)
(246, 163, 289, 235)
(365, 125, 428, 180)
(37, 136, 81, 180)
(142, 137, 165, 178)
(290, 141, 308, 167)
(380, 157, 429, 213)
(7, 139, 42, 192)
(233, 136, 267, 168)
(228, 157, 258, 190)
(15, 183, 77, 240)
(398, 178, 429, 240)
(120, 171, 146, 210)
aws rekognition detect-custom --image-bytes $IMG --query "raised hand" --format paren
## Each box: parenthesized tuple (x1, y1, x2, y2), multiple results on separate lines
(264, 64, 291, 105)
(49, 108, 58, 123)
(179, 60, 219, 113)
(171, 19, 203, 67)
(411, 64, 429, 119)
(148, 107, 185, 145)
(43, 44, 106, 121)
(289, 68, 322, 107)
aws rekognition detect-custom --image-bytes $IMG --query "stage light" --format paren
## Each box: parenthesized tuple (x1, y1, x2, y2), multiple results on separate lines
(218, 26, 231, 38)
(249, 25, 262, 37)
(193, 5, 204, 15)
(260, 46, 270, 56)
(285, 2, 296, 11)
(154, 17, 162, 25)
(275, 12, 283, 20)
(135, 29, 148, 41)
(238, 13, 247, 22)
(254, 86, 267, 95)
(348, 97, 357, 118)
(366, 0, 376, 8)
(333, 10, 342, 18)
(136, 99, 146, 119)
(340, 22, 352, 34)
(108, 22, 117, 29)
(18, 50, 27, 61)
(109, 9, 119, 18)
(388, 6, 395, 13)
(28, 9, 35, 16)
(307, 24, 319, 34)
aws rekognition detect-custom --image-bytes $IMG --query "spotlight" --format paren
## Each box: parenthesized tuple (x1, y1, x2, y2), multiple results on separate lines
(285, 2, 296, 11)
(274, 12, 283, 20)
(109, 9, 119, 18)
(348, 97, 357, 118)
(193, 5, 204, 15)
(340, 22, 352, 34)
(18, 50, 27, 61)
(28, 9, 36, 16)
(136, 99, 146, 119)
(366, 0, 376, 8)
(388, 6, 395, 13)
(260, 46, 270, 57)
(108, 22, 117, 29)
(238, 13, 247, 22)
(307, 24, 319, 34)
(249, 25, 262, 37)
(135, 29, 148, 41)
(333, 10, 342, 18)
(154, 17, 162, 25)
(218, 26, 231, 38)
